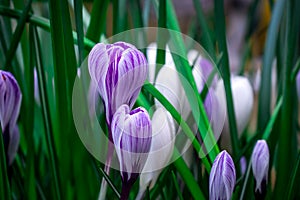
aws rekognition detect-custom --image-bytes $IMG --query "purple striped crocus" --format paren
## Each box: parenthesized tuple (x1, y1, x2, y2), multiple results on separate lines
(0, 70, 22, 165)
(88, 42, 148, 126)
(111, 104, 152, 200)
(251, 140, 269, 196)
(209, 150, 236, 200)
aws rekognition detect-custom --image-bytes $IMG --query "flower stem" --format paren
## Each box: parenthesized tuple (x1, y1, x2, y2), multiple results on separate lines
(120, 182, 132, 200)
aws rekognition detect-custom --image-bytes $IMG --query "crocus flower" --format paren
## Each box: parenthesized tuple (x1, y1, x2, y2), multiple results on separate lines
(154, 65, 191, 121)
(146, 42, 174, 83)
(154, 51, 223, 166)
(88, 42, 148, 125)
(0, 70, 22, 165)
(251, 140, 269, 195)
(209, 150, 236, 200)
(111, 104, 152, 200)
(191, 55, 225, 145)
(137, 107, 175, 199)
(215, 76, 254, 136)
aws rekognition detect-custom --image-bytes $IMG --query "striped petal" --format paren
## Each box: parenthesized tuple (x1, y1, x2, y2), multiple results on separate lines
(209, 150, 236, 200)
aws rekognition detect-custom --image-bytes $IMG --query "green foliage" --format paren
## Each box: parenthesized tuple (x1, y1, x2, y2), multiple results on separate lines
(0, 0, 299, 199)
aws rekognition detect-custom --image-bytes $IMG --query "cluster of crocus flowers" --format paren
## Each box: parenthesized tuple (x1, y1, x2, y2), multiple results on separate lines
(88, 42, 151, 199)
(0, 70, 22, 165)
(89, 41, 258, 199)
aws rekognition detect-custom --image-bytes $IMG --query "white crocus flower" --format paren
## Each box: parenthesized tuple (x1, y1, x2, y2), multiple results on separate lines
(146, 42, 174, 83)
(215, 76, 254, 148)
(137, 107, 175, 199)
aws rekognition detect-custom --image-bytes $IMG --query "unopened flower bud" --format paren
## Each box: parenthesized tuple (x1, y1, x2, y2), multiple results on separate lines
(251, 140, 269, 195)
(209, 150, 236, 200)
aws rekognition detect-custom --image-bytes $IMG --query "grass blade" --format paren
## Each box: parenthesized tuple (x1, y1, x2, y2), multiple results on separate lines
(0, 6, 96, 51)
(171, 170, 184, 200)
(155, 0, 167, 79)
(152, 0, 220, 163)
(86, 0, 109, 43)
(0, 126, 11, 200)
(275, 0, 299, 197)
(262, 97, 283, 140)
(172, 149, 206, 200)
(287, 151, 300, 199)
(257, 0, 285, 131)
(33, 26, 61, 200)
(192, 0, 215, 60)
(143, 82, 211, 171)
(48, 0, 78, 197)
(214, 0, 240, 160)
(93, 159, 121, 199)
(3, 0, 32, 70)
(21, 24, 37, 200)
(74, 0, 85, 64)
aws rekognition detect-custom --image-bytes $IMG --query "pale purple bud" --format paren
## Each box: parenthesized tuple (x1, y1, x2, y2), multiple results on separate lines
(209, 150, 236, 200)
(0, 70, 22, 165)
(88, 42, 148, 125)
(251, 140, 269, 194)
(240, 156, 247, 176)
(111, 104, 152, 185)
